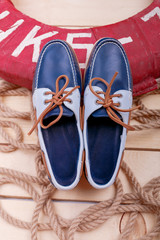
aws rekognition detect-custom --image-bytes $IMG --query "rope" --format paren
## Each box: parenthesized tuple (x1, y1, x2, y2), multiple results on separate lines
(0, 79, 159, 240)
(132, 91, 160, 131)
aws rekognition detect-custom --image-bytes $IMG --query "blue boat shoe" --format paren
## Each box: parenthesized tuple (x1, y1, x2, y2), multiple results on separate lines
(83, 38, 137, 189)
(29, 40, 83, 190)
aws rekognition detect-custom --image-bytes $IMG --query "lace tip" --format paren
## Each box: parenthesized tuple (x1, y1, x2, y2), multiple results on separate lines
(28, 129, 33, 136)
(129, 126, 135, 131)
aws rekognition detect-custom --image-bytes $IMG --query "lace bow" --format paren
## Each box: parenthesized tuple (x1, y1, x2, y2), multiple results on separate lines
(28, 75, 79, 135)
(89, 72, 139, 130)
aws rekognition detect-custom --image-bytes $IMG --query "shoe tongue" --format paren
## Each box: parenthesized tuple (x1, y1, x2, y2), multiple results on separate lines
(92, 107, 109, 117)
(92, 106, 122, 119)
(44, 105, 73, 120)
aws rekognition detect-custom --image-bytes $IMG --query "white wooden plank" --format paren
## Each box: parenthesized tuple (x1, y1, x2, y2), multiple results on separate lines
(126, 94, 160, 150)
(126, 128, 160, 150)
(142, 94, 160, 109)
(0, 95, 31, 112)
(0, 150, 159, 202)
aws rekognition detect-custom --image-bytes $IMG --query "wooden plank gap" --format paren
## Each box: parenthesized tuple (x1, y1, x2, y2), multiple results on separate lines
(0, 195, 100, 204)
(125, 147, 160, 152)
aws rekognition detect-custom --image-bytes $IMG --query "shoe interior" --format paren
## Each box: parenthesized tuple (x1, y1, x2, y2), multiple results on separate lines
(41, 115, 80, 187)
(87, 116, 123, 186)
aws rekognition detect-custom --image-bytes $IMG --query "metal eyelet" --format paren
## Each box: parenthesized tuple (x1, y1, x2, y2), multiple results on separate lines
(43, 100, 47, 105)
(118, 102, 121, 107)
(95, 100, 99, 105)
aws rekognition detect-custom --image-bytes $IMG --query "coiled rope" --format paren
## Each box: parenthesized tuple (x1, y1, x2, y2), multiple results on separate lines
(0, 79, 159, 240)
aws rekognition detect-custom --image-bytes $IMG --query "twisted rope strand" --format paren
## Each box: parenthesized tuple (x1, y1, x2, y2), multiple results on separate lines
(119, 212, 138, 240)
(132, 90, 160, 130)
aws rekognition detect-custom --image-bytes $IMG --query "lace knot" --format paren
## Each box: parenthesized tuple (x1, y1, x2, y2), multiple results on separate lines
(102, 98, 114, 108)
(89, 72, 140, 131)
(28, 75, 79, 135)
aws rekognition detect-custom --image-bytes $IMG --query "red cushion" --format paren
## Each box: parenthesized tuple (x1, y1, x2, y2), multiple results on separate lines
(0, 0, 159, 96)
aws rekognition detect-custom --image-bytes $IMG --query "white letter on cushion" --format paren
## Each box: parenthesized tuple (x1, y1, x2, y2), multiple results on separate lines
(141, 7, 160, 22)
(0, 11, 10, 20)
(66, 33, 93, 69)
(118, 36, 133, 45)
(12, 25, 58, 62)
(0, 19, 24, 42)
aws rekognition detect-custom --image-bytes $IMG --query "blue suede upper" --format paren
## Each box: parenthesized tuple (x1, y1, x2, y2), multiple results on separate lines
(33, 40, 82, 91)
(33, 40, 82, 119)
(33, 40, 82, 187)
(84, 38, 132, 186)
(85, 38, 132, 93)
(85, 38, 132, 118)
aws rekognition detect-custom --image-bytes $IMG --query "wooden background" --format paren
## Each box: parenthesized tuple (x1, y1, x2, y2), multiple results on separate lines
(0, 0, 160, 239)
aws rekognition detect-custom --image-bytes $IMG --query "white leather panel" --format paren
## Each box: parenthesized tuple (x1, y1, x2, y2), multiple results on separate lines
(112, 89, 132, 124)
(33, 88, 52, 118)
(63, 87, 81, 121)
(84, 85, 104, 120)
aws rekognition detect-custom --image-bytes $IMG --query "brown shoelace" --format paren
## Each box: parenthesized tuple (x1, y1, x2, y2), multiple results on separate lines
(89, 72, 139, 130)
(28, 75, 80, 135)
